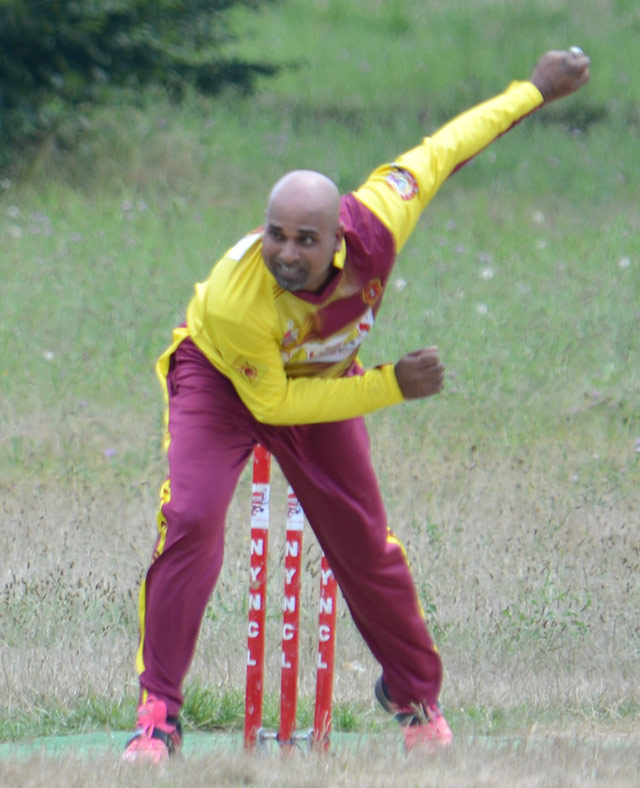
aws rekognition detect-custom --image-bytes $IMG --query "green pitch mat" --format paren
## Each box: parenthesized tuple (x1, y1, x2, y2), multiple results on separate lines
(0, 729, 635, 760)
(0, 730, 388, 759)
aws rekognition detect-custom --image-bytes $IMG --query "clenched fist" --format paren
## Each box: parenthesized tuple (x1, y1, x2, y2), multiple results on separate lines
(530, 48, 591, 103)
(394, 347, 445, 400)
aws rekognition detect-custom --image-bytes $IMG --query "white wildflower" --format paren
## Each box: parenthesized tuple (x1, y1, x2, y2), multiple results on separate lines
(532, 210, 546, 225)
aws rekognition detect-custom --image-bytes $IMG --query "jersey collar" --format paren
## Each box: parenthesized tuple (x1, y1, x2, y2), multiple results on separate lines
(332, 238, 346, 270)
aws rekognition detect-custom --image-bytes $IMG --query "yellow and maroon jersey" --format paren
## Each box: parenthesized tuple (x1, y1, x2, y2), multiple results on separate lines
(158, 80, 543, 426)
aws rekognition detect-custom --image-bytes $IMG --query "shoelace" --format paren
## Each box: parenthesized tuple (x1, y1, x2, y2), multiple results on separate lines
(137, 696, 171, 737)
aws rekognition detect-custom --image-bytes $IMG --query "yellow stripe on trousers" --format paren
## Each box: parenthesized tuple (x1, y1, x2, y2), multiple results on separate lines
(385, 527, 428, 624)
(134, 330, 186, 676)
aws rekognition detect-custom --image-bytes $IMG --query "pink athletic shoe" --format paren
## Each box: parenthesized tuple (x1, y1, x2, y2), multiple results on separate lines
(401, 705, 453, 753)
(375, 676, 453, 754)
(122, 695, 182, 764)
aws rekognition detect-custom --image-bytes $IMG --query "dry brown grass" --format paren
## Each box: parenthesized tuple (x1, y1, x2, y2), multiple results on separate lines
(1, 732, 639, 788)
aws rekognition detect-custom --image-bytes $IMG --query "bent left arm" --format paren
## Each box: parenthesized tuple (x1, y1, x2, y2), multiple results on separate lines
(353, 49, 590, 252)
(353, 81, 543, 251)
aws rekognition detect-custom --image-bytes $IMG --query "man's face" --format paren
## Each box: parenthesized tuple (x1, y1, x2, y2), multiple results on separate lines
(262, 205, 343, 293)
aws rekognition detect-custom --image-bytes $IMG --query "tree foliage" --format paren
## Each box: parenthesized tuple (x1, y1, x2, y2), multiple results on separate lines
(0, 0, 279, 155)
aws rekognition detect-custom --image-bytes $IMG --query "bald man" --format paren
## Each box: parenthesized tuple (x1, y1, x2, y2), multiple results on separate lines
(263, 170, 343, 292)
(124, 49, 590, 762)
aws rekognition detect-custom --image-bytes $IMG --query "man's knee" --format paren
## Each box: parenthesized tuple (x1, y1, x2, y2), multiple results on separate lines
(163, 494, 226, 553)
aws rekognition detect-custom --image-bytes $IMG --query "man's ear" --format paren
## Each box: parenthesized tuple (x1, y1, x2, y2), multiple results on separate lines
(334, 223, 345, 252)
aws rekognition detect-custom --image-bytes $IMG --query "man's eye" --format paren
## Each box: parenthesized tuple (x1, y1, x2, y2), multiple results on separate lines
(300, 236, 316, 246)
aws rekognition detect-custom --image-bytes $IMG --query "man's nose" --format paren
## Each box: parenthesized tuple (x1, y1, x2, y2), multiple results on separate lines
(279, 240, 299, 264)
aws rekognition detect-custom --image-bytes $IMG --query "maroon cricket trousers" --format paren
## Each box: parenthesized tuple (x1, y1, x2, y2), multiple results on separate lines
(137, 337, 443, 718)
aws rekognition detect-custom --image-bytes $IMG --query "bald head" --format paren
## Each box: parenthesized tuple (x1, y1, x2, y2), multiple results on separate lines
(266, 170, 341, 228)
(262, 170, 344, 293)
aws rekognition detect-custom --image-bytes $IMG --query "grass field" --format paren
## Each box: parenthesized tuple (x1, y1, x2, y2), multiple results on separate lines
(1, 0, 639, 784)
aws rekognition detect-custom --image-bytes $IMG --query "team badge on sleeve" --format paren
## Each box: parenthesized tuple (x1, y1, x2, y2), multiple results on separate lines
(385, 167, 418, 201)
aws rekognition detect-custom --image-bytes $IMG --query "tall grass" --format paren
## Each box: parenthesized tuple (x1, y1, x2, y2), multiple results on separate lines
(1, 0, 639, 776)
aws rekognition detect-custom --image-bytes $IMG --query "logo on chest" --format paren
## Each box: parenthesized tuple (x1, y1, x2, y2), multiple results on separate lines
(281, 322, 301, 354)
(362, 278, 383, 306)
(280, 309, 375, 365)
